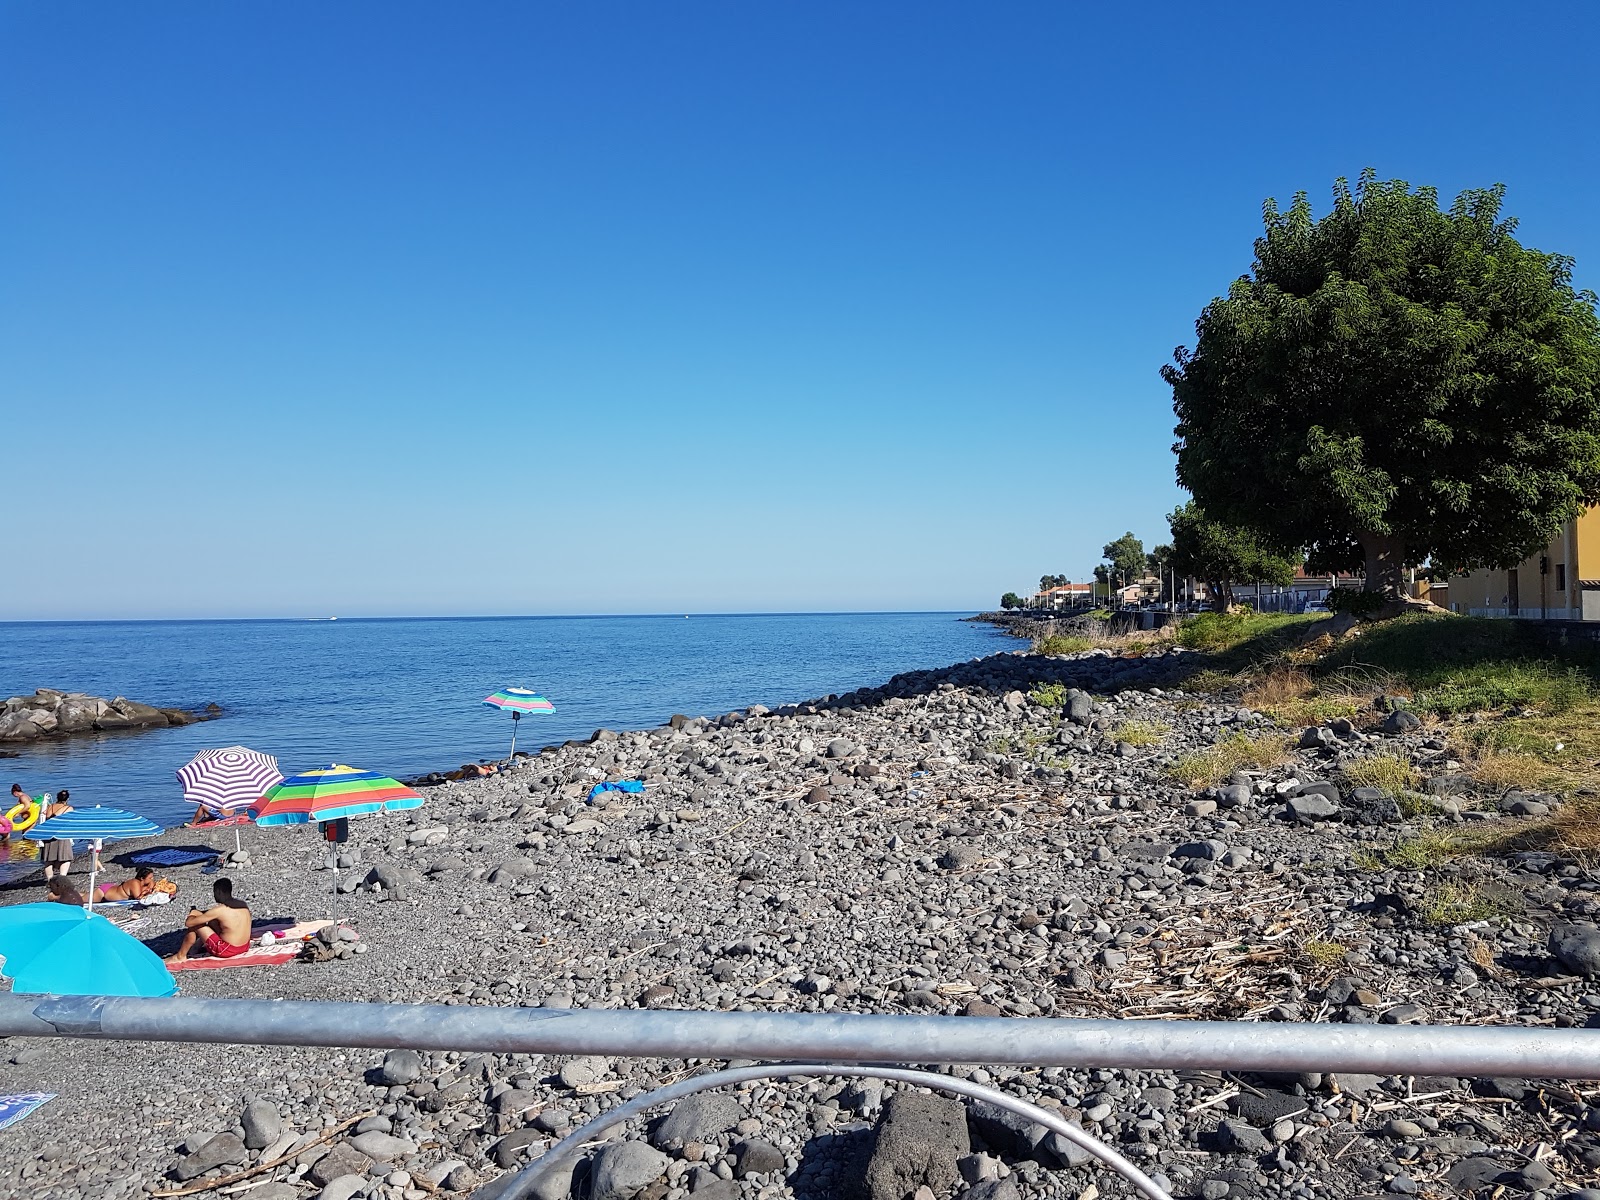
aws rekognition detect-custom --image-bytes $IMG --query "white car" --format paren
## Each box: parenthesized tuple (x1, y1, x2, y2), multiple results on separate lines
(1305, 600, 1331, 613)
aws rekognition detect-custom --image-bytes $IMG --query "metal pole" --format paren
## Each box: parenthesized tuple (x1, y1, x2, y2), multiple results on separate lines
(4, 997, 1600, 1080)
(510, 711, 520, 759)
(494, 1064, 1172, 1200)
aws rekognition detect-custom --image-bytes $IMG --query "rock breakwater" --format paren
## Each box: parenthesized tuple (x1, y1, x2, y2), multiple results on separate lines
(2, 643, 1599, 1199)
(0, 688, 219, 742)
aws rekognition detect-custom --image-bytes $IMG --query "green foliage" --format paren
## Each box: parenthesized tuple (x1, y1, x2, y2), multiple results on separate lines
(1000, 592, 1023, 610)
(1038, 574, 1069, 592)
(1034, 635, 1094, 656)
(1167, 502, 1297, 609)
(1028, 682, 1069, 707)
(1113, 719, 1169, 747)
(1102, 532, 1146, 583)
(1177, 610, 1318, 653)
(1326, 587, 1385, 617)
(1166, 171, 1600, 598)
(1319, 613, 1599, 714)
(1169, 732, 1290, 788)
(1342, 754, 1422, 794)
(1422, 882, 1521, 927)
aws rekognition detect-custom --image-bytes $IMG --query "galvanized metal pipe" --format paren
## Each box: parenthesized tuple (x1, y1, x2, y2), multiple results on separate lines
(2, 994, 1599, 1079)
(489, 1063, 1174, 1200)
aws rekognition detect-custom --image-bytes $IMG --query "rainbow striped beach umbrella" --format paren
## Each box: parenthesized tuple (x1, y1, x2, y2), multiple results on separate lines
(483, 688, 554, 757)
(249, 765, 423, 827)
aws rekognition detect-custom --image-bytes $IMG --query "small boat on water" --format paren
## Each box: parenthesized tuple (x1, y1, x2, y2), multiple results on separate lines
(307, 616, 338, 622)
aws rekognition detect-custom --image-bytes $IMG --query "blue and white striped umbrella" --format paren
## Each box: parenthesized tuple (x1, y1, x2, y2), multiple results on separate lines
(25, 806, 162, 843)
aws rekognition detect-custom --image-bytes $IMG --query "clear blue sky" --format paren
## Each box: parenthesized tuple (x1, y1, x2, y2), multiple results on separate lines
(4, 2, 1598, 619)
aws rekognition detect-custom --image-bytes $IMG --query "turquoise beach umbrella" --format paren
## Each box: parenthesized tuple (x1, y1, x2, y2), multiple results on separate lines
(0, 903, 177, 998)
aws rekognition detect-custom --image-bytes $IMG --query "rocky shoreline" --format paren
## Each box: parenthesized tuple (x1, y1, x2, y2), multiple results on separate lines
(4, 641, 1600, 1200)
(0, 688, 219, 744)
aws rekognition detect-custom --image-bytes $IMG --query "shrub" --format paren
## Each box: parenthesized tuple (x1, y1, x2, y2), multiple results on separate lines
(1034, 635, 1094, 657)
(1422, 882, 1521, 927)
(1028, 682, 1069, 707)
(1342, 754, 1422, 795)
(1113, 720, 1169, 747)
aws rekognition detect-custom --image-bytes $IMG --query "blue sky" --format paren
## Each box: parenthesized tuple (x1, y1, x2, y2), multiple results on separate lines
(4, 2, 1598, 619)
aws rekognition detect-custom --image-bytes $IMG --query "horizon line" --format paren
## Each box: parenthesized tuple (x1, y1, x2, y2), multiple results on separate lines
(0, 608, 988, 626)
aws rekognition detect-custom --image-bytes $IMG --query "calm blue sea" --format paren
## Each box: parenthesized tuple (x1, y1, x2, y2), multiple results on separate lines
(0, 613, 1005, 832)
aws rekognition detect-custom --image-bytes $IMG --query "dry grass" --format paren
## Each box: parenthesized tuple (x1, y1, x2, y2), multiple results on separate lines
(1181, 669, 1238, 695)
(1421, 881, 1521, 927)
(1113, 719, 1170, 748)
(1169, 733, 1292, 789)
(1351, 830, 1461, 872)
(1033, 635, 1095, 656)
(1472, 751, 1568, 794)
(1342, 754, 1422, 795)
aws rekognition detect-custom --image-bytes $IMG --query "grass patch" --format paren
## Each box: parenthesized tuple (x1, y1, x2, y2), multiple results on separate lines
(1302, 940, 1349, 969)
(1471, 752, 1569, 794)
(1318, 613, 1599, 715)
(1421, 881, 1521, 927)
(986, 735, 1015, 756)
(1177, 611, 1326, 655)
(1028, 682, 1069, 707)
(1034, 635, 1095, 656)
(1351, 830, 1460, 872)
(1181, 669, 1238, 695)
(1113, 720, 1169, 747)
(1342, 754, 1422, 795)
(1169, 732, 1292, 788)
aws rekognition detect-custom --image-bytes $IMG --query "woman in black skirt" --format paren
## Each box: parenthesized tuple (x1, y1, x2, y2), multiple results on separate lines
(41, 790, 73, 881)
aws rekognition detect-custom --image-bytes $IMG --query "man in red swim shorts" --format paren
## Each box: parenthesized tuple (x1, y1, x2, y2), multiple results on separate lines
(166, 877, 253, 962)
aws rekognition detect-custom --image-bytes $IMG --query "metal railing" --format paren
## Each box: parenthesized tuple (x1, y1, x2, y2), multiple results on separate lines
(5, 995, 1598, 1199)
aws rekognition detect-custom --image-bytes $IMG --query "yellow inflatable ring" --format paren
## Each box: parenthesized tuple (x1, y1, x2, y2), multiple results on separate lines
(5, 797, 40, 833)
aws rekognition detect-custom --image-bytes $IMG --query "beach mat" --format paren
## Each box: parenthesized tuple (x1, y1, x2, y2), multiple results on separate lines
(164, 921, 346, 973)
(167, 946, 299, 972)
(126, 846, 221, 868)
(0, 1094, 54, 1131)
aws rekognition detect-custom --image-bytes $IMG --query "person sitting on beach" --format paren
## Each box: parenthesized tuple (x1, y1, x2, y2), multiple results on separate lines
(165, 877, 252, 962)
(95, 866, 156, 903)
(44, 877, 85, 906)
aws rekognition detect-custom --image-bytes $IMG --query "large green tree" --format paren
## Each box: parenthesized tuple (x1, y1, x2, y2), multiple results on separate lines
(1000, 592, 1023, 610)
(1102, 532, 1146, 584)
(1168, 502, 1297, 611)
(1165, 171, 1600, 598)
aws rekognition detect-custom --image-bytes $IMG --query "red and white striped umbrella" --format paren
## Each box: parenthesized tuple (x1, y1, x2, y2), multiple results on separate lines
(178, 746, 284, 818)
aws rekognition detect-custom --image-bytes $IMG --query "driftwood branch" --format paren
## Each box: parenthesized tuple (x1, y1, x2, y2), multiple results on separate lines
(151, 1109, 377, 1198)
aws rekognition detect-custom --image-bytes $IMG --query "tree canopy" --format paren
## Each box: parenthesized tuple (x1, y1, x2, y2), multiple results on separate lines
(1102, 532, 1146, 583)
(1168, 502, 1297, 611)
(1000, 592, 1023, 610)
(1165, 171, 1600, 596)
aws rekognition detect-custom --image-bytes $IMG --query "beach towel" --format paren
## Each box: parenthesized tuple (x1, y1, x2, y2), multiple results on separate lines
(128, 846, 221, 868)
(167, 946, 299, 972)
(0, 1094, 54, 1131)
(586, 780, 646, 803)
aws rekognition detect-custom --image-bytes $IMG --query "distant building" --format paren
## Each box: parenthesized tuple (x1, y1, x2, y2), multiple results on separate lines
(1033, 583, 1092, 610)
(1448, 509, 1600, 620)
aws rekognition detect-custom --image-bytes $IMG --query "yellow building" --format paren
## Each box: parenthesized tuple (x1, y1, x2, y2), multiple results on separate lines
(1448, 508, 1600, 620)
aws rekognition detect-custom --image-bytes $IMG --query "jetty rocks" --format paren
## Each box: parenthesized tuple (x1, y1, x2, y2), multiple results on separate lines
(0, 688, 219, 742)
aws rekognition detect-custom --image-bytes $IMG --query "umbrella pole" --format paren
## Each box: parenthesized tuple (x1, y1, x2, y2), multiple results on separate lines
(510, 711, 520, 759)
(84, 839, 102, 911)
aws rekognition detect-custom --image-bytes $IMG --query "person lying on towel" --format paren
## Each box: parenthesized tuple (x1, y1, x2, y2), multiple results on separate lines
(166, 877, 252, 962)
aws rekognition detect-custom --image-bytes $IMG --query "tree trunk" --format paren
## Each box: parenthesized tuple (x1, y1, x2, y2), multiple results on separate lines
(1360, 533, 1408, 599)
(1208, 580, 1231, 613)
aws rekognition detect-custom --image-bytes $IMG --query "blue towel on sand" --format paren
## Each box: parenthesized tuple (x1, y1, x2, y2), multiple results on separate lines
(128, 846, 221, 867)
(586, 780, 646, 803)
(0, 1094, 53, 1131)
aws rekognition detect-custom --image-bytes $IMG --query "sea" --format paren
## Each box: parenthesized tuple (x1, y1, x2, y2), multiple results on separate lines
(0, 612, 1008, 836)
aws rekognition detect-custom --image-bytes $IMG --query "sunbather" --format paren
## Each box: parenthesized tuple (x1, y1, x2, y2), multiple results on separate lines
(95, 866, 156, 903)
(165, 877, 252, 961)
(44, 877, 85, 906)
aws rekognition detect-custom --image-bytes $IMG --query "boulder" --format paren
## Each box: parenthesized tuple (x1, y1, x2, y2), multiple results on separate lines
(1284, 794, 1340, 822)
(588, 1140, 669, 1200)
(241, 1100, 282, 1150)
(650, 1094, 742, 1148)
(1382, 709, 1422, 735)
(173, 1133, 248, 1181)
(307, 1142, 373, 1187)
(1550, 924, 1600, 976)
(864, 1092, 970, 1200)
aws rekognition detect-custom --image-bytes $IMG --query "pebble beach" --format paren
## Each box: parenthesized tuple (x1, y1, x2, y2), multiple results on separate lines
(4, 635, 1599, 1200)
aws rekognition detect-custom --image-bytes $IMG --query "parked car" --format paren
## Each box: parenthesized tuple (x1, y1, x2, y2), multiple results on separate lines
(1305, 600, 1331, 613)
